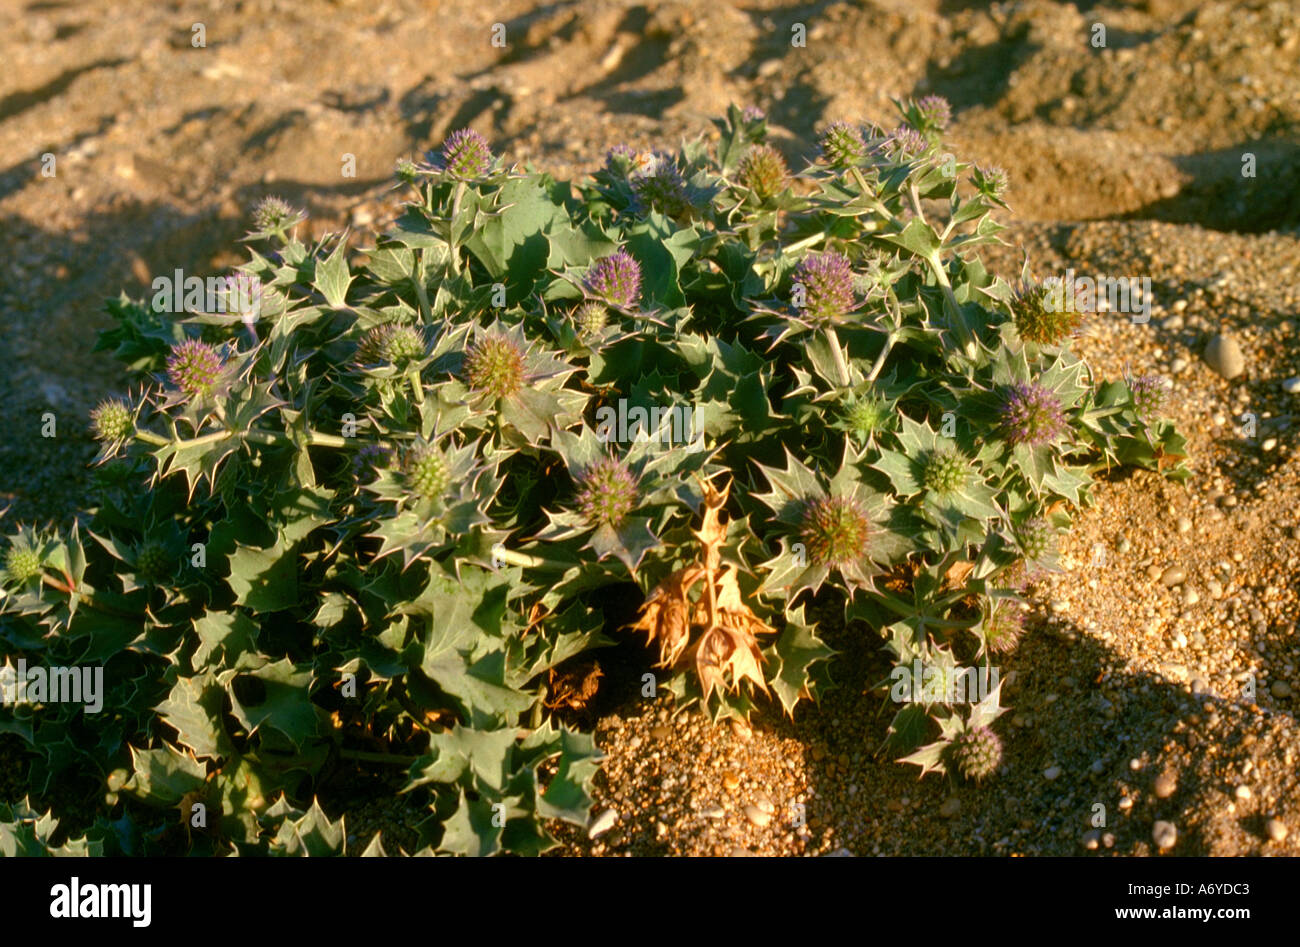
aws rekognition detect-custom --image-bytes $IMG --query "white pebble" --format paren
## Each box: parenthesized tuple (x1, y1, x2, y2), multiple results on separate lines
(587, 808, 618, 839)
(1153, 820, 1178, 851)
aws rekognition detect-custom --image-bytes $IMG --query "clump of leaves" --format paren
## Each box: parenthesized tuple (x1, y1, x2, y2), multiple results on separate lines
(1, 98, 1189, 855)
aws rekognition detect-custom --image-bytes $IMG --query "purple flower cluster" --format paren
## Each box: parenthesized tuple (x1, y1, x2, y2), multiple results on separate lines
(575, 457, 639, 528)
(166, 339, 224, 401)
(629, 151, 690, 217)
(998, 381, 1066, 447)
(793, 251, 858, 324)
(741, 106, 766, 122)
(604, 144, 637, 172)
(1129, 373, 1168, 422)
(585, 250, 642, 308)
(973, 164, 1008, 199)
(916, 94, 953, 131)
(437, 128, 493, 180)
(885, 125, 929, 161)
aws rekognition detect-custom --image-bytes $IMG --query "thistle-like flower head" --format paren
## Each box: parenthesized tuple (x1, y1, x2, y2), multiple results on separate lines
(395, 157, 419, 182)
(605, 144, 637, 170)
(3, 544, 42, 585)
(915, 95, 953, 131)
(741, 105, 766, 122)
(166, 339, 225, 401)
(840, 394, 890, 443)
(983, 600, 1025, 655)
(798, 495, 872, 568)
(1129, 373, 1168, 423)
(358, 324, 424, 365)
(135, 541, 172, 583)
(1015, 516, 1055, 561)
(463, 334, 527, 400)
(438, 128, 493, 180)
(574, 301, 608, 338)
(998, 381, 1066, 447)
(885, 125, 929, 161)
(405, 442, 451, 501)
(922, 447, 970, 495)
(352, 444, 393, 479)
(90, 398, 134, 445)
(793, 251, 858, 325)
(252, 196, 301, 234)
(574, 456, 640, 528)
(585, 250, 642, 309)
(737, 144, 789, 201)
(819, 121, 868, 168)
(972, 164, 1008, 200)
(629, 151, 691, 217)
(878, 124, 930, 160)
(1011, 279, 1084, 345)
(950, 726, 1002, 781)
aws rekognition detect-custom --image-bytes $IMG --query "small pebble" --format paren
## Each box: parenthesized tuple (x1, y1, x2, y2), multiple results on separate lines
(1044, 765, 1062, 781)
(587, 808, 618, 839)
(1154, 772, 1177, 798)
(722, 772, 741, 791)
(1235, 785, 1252, 801)
(1176, 516, 1192, 534)
(1161, 565, 1187, 587)
(1282, 377, 1300, 394)
(1265, 818, 1288, 842)
(1152, 820, 1178, 851)
(1203, 333, 1245, 380)
(1271, 681, 1292, 698)
(939, 797, 961, 819)
(1082, 829, 1100, 850)
(743, 805, 771, 828)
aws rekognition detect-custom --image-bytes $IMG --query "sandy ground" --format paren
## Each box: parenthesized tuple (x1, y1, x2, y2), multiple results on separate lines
(2, 0, 1299, 855)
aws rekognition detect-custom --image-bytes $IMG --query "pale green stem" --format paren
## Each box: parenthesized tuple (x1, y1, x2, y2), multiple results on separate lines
(823, 327, 852, 388)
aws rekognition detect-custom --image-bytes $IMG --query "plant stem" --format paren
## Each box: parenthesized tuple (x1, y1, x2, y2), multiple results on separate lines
(136, 427, 349, 451)
(448, 181, 466, 276)
(40, 575, 143, 620)
(492, 546, 569, 571)
(412, 251, 432, 322)
(824, 327, 852, 388)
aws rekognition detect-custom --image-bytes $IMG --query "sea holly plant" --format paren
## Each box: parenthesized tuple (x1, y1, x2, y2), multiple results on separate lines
(1, 97, 1190, 856)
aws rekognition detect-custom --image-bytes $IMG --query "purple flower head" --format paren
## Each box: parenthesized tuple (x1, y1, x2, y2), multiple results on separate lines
(916, 95, 953, 131)
(983, 600, 1025, 655)
(885, 124, 929, 161)
(799, 495, 872, 568)
(973, 164, 1008, 199)
(252, 196, 300, 234)
(463, 334, 527, 399)
(1129, 373, 1168, 423)
(585, 250, 642, 308)
(438, 128, 493, 180)
(574, 456, 639, 528)
(998, 381, 1066, 447)
(741, 105, 766, 122)
(604, 144, 637, 172)
(166, 339, 225, 401)
(352, 444, 392, 479)
(793, 251, 858, 324)
(629, 151, 690, 217)
(820, 121, 868, 168)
